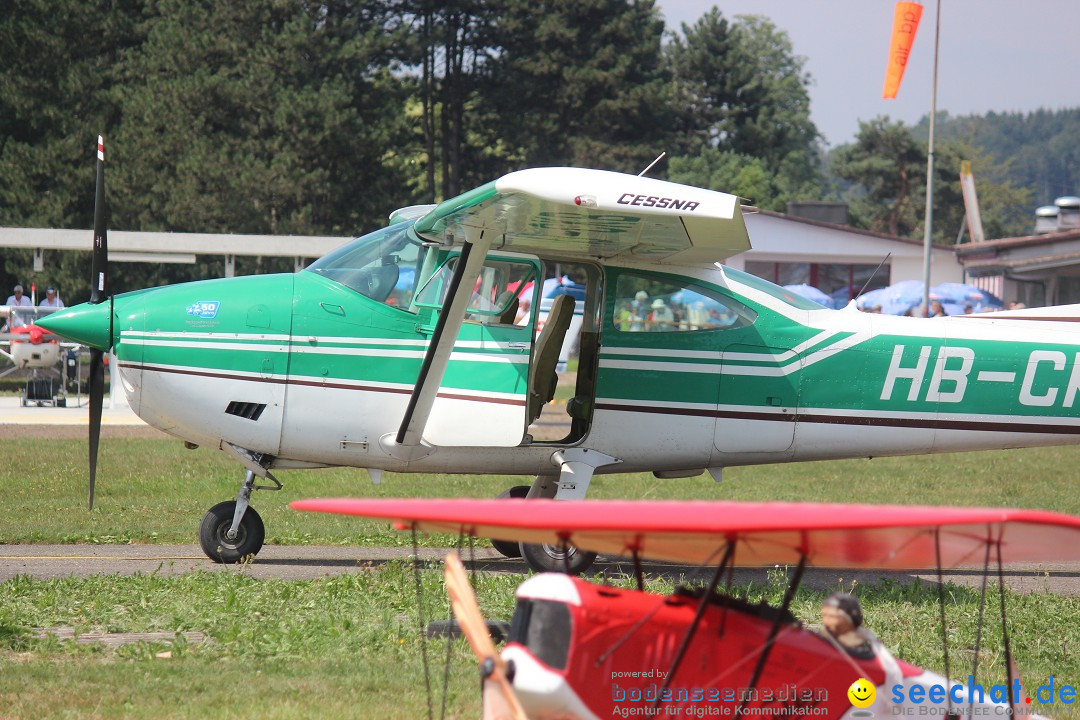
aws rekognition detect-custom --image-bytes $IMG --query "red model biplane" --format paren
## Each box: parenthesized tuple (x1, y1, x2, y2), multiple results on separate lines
(292, 498, 1080, 719)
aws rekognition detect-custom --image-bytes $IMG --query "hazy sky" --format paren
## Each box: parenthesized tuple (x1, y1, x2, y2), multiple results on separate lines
(655, 0, 1080, 147)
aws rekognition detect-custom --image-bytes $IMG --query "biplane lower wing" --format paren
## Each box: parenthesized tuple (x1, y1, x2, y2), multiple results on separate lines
(290, 498, 1080, 569)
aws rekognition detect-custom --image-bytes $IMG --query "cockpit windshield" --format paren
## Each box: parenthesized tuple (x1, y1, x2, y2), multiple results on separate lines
(306, 222, 425, 310)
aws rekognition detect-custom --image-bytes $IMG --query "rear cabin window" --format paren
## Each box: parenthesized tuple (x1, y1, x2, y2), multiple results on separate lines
(612, 273, 755, 333)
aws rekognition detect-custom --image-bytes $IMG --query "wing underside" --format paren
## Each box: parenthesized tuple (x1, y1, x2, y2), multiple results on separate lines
(291, 498, 1080, 569)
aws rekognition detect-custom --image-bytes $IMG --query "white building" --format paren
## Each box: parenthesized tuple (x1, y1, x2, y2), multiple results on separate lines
(728, 210, 964, 306)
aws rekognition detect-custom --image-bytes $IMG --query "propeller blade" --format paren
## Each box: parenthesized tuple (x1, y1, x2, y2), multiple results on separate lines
(89, 135, 108, 304)
(88, 347, 104, 511)
(443, 553, 528, 720)
(86, 134, 111, 512)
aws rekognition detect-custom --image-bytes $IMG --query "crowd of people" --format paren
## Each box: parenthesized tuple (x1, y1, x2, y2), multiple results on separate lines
(858, 299, 1025, 317)
(614, 289, 739, 332)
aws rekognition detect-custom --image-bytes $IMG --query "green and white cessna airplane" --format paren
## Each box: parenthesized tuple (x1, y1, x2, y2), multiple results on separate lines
(40, 141, 1080, 572)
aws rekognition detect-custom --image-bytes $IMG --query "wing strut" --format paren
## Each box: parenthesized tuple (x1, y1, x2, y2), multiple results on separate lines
(387, 226, 492, 456)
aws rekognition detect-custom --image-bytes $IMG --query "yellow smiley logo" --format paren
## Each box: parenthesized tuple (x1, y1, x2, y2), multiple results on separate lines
(848, 678, 876, 708)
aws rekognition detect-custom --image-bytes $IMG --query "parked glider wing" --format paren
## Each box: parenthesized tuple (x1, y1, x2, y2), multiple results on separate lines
(291, 498, 1080, 569)
(413, 168, 750, 265)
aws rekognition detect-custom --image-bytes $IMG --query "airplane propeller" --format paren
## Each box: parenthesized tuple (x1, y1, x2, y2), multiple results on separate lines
(87, 134, 112, 511)
(443, 552, 527, 720)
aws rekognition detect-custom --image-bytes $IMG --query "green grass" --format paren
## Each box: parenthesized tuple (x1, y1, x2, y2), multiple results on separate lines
(3, 437, 1080, 718)
(0, 565, 1077, 719)
(1, 437, 1079, 546)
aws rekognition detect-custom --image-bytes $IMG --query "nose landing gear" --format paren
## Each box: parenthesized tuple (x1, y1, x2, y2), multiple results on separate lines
(198, 457, 283, 563)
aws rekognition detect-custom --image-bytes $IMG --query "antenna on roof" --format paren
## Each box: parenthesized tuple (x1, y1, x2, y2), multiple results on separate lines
(637, 152, 666, 177)
(854, 252, 892, 304)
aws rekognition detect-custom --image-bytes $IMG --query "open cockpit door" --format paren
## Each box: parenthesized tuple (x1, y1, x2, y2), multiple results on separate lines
(413, 252, 541, 447)
(387, 167, 751, 456)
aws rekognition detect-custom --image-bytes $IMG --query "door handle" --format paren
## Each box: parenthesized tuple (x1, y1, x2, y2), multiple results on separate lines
(508, 342, 529, 352)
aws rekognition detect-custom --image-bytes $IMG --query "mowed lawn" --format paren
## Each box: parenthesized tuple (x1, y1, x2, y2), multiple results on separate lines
(2, 437, 1080, 719)
(1, 436, 1079, 546)
(1, 565, 1079, 719)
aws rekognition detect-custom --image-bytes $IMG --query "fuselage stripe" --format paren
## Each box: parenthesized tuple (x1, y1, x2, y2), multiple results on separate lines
(121, 362, 526, 406)
(593, 402, 1080, 435)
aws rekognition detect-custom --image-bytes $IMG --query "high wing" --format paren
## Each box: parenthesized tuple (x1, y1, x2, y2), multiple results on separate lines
(290, 498, 1080, 569)
(413, 167, 750, 265)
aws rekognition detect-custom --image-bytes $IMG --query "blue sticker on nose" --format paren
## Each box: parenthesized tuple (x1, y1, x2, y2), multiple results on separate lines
(186, 301, 220, 319)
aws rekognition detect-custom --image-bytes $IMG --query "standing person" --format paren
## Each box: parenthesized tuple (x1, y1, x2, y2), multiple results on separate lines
(39, 286, 64, 310)
(646, 298, 675, 331)
(628, 290, 649, 332)
(5, 284, 32, 308)
(4, 284, 33, 330)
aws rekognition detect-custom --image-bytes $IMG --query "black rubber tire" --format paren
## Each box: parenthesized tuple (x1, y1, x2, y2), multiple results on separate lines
(519, 541, 597, 575)
(199, 500, 265, 563)
(491, 485, 531, 558)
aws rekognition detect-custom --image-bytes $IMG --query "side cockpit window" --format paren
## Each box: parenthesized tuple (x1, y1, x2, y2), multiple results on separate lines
(612, 272, 755, 333)
(415, 256, 537, 326)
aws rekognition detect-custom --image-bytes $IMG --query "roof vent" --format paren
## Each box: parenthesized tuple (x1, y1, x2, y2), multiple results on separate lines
(1055, 196, 1080, 230)
(1035, 205, 1059, 234)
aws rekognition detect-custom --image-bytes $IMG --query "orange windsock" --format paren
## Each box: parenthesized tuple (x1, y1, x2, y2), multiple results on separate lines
(883, 1, 923, 99)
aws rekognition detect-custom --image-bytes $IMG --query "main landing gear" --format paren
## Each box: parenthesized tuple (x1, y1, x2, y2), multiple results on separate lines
(491, 449, 620, 576)
(198, 459, 282, 563)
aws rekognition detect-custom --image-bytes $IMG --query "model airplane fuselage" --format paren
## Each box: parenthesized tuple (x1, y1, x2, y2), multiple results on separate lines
(38, 166, 1080, 567)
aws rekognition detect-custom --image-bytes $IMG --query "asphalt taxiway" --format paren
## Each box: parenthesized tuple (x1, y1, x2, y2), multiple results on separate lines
(2, 399, 1078, 594)
(2, 544, 1078, 595)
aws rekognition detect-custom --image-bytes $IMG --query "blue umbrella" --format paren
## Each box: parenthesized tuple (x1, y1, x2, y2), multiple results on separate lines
(856, 280, 926, 315)
(931, 283, 1003, 313)
(782, 284, 835, 309)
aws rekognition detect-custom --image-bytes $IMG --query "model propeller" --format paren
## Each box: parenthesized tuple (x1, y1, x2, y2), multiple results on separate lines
(443, 552, 527, 720)
(87, 134, 112, 511)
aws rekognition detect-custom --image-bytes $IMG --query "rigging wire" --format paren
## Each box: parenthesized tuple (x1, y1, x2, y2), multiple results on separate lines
(968, 535, 993, 719)
(718, 541, 739, 639)
(996, 538, 1018, 712)
(412, 525, 434, 720)
(735, 554, 808, 718)
(934, 529, 954, 717)
(651, 542, 737, 711)
(632, 548, 644, 592)
(439, 533, 467, 720)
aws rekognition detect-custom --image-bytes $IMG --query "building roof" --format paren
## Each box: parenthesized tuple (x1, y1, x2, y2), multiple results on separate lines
(954, 228, 1080, 277)
(754, 209, 953, 250)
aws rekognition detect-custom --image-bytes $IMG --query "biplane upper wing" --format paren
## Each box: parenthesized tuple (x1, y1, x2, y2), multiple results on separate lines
(291, 498, 1080, 569)
(413, 167, 750, 265)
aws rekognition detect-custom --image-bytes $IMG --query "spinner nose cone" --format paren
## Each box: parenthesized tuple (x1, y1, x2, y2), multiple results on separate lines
(36, 301, 113, 350)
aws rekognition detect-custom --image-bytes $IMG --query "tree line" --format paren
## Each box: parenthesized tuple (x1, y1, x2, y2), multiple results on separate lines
(0, 0, 1068, 301)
